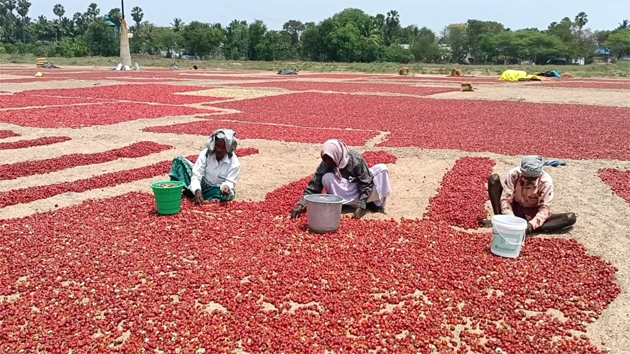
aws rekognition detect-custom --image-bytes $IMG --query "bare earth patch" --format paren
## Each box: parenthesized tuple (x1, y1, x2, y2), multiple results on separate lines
(431, 84, 630, 107)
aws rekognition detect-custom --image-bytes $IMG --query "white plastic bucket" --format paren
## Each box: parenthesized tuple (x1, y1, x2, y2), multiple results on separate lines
(490, 215, 528, 258)
(304, 194, 345, 234)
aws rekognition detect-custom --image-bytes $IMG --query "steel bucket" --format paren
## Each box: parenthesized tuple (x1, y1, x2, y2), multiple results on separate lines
(304, 194, 345, 234)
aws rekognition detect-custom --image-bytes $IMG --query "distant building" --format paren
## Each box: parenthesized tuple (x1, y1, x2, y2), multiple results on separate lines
(572, 58, 585, 65)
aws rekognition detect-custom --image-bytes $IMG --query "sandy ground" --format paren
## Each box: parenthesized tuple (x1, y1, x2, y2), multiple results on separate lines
(430, 84, 630, 107)
(1, 69, 629, 352)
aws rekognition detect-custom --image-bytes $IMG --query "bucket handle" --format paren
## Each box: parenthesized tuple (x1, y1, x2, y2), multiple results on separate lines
(494, 226, 525, 246)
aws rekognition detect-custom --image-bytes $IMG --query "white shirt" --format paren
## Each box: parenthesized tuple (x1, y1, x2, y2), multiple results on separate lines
(190, 148, 241, 193)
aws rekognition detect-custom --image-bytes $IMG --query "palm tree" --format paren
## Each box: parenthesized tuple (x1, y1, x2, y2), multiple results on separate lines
(131, 6, 143, 28)
(386, 10, 400, 22)
(73, 11, 87, 34)
(574, 12, 588, 39)
(33, 15, 52, 42)
(53, 3, 64, 18)
(60, 17, 74, 38)
(85, 3, 99, 22)
(16, 0, 30, 42)
(384, 10, 400, 45)
(358, 16, 381, 45)
(52, 4, 64, 41)
(574, 12, 589, 57)
(108, 8, 122, 27)
(1, 0, 18, 43)
(617, 20, 629, 30)
(171, 17, 183, 32)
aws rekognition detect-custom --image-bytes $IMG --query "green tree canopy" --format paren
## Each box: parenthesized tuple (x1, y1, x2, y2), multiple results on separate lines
(0, 4, 626, 66)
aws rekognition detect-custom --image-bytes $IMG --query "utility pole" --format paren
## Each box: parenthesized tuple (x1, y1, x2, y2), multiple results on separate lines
(121, 0, 125, 20)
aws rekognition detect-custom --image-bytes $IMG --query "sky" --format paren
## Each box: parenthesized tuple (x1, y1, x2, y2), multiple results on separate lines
(29, 0, 630, 33)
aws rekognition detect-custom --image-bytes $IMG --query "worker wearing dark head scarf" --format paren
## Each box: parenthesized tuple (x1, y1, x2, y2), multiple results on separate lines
(487, 155, 576, 235)
(169, 129, 241, 205)
(290, 139, 392, 220)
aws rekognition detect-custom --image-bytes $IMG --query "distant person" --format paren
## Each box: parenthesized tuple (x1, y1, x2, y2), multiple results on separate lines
(290, 139, 392, 220)
(44, 61, 59, 69)
(487, 155, 576, 235)
(169, 129, 240, 205)
(277, 69, 298, 75)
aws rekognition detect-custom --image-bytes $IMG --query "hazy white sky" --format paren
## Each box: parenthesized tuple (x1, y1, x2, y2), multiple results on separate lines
(29, 0, 630, 33)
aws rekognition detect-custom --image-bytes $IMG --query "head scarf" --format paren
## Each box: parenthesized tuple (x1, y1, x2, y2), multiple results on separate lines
(520, 155, 544, 178)
(321, 139, 350, 179)
(206, 129, 238, 158)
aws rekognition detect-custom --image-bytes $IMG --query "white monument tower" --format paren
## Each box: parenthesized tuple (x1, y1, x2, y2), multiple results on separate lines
(119, 0, 132, 69)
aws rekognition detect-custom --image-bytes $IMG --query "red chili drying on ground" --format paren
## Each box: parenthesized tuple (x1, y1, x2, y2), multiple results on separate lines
(0, 130, 20, 139)
(0, 70, 260, 83)
(27, 84, 230, 105)
(0, 77, 77, 83)
(0, 182, 620, 353)
(271, 73, 376, 80)
(362, 151, 398, 167)
(229, 81, 459, 96)
(144, 120, 379, 146)
(234, 148, 260, 157)
(261, 176, 313, 215)
(0, 102, 213, 128)
(101, 78, 191, 83)
(368, 76, 502, 84)
(185, 148, 258, 164)
(0, 77, 193, 84)
(0, 93, 101, 109)
(0, 162, 172, 208)
(0, 148, 258, 208)
(178, 74, 285, 81)
(425, 157, 496, 229)
(0, 141, 171, 180)
(599, 168, 630, 204)
(213, 92, 630, 160)
(0, 136, 71, 150)
(0, 70, 182, 81)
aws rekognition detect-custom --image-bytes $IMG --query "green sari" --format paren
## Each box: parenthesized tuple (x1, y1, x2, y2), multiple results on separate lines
(169, 156, 236, 202)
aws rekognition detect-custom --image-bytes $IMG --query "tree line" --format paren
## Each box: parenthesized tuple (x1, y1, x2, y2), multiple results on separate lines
(1, 1, 630, 64)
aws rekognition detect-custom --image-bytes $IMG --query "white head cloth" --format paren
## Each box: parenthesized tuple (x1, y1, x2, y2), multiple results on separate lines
(206, 129, 237, 157)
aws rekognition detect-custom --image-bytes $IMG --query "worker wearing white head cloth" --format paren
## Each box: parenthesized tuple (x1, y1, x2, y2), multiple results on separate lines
(169, 129, 241, 205)
(487, 155, 576, 235)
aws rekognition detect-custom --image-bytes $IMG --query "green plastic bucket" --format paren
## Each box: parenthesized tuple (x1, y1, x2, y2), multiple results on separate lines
(151, 181, 185, 215)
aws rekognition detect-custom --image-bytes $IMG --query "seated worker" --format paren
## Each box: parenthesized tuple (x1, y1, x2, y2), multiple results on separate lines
(290, 139, 392, 220)
(169, 129, 241, 205)
(488, 155, 576, 235)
